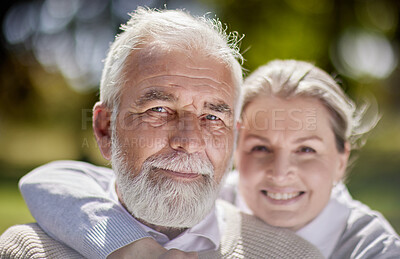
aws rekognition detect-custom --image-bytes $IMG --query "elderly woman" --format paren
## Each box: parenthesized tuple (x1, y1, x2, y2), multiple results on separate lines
(15, 60, 400, 258)
(228, 60, 400, 258)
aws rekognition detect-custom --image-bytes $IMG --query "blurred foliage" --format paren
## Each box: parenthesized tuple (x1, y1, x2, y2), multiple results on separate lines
(0, 181, 34, 233)
(0, 0, 399, 234)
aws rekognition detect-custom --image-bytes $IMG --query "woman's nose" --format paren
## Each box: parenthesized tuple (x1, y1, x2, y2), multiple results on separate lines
(266, 151, 294, 182)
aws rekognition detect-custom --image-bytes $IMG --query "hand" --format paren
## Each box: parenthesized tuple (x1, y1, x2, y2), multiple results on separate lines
(107, 237, 198, 259)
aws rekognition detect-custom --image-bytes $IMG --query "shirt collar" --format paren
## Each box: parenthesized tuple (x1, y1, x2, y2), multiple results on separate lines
(234, 180, 351, 258)
(295, 183, 351, 258)
(128, 206, 220, 252)
(235, 187, 253, 215)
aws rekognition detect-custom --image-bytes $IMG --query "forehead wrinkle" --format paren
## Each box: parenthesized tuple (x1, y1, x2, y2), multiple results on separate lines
(132, 73, 234, 102)
(192, 83, 232, 99)
(131, 75, 234, 101)
(173, 74, 232, 92)
(134, 74, 231, 86)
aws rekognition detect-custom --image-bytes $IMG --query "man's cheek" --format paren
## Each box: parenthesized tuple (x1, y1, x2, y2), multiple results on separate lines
(119, 112, 173, 131)
(208, 131, 234, 153)
(205, 134, 234, 172)
(120, 136, 167, 151)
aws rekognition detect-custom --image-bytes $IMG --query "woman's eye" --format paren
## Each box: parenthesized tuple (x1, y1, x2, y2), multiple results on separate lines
(251, 146, 270, 152)
(205, 114, 219, 121)
(150, 107, 167, 113)
(298, 146, 316, 153)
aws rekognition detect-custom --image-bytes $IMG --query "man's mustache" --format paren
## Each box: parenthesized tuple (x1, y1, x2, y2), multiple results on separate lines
(143, 151, 214, 177)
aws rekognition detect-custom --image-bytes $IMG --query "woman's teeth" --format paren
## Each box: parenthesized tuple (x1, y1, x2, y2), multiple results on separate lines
(263, 191, 302, 200)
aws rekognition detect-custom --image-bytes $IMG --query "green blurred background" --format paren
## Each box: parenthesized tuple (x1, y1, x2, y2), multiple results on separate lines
(0, 0, 399, 234)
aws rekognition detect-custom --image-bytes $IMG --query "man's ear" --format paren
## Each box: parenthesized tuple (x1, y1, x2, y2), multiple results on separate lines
(93, 102, 112, 160)
(336, 141, 351, 182)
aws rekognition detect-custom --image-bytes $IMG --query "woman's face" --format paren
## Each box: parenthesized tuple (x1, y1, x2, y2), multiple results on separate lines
(236, 96, 349, 231)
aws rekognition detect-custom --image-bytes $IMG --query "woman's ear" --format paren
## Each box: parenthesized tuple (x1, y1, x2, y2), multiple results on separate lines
(93, 102, 112, 160)
(336, 141, 351, 182)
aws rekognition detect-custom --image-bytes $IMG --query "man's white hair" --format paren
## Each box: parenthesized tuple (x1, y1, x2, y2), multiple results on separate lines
(100, 7, 244, 121)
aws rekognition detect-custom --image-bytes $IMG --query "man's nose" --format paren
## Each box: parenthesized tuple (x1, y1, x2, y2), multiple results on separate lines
(169, 113, 206, 153)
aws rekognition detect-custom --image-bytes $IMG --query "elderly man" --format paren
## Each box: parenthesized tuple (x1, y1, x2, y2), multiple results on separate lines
(0, 7, 322, 259)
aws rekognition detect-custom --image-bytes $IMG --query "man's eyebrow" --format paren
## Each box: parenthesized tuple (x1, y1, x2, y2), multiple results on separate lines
(135, 89, 176, 107)
(204, 102, 232, 115)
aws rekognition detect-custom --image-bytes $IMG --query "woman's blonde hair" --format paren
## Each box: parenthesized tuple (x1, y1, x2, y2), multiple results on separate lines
(242, 59, 379, 152)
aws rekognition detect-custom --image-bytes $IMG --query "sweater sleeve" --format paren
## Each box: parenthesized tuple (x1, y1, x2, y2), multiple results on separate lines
(19, 160, 151, 259)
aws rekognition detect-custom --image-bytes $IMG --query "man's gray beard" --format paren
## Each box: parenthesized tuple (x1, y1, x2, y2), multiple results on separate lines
(111, 135, 222, 228)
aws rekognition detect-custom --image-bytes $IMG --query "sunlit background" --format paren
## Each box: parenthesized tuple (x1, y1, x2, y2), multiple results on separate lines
(1, 0, 399, 234)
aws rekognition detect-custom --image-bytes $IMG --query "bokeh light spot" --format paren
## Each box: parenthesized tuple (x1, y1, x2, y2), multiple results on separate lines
(331, 28, 397, 80)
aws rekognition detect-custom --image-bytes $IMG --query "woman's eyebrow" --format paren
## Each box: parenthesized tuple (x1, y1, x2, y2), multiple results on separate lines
(294, 135, 323, 143)
(244, 134, 270, 143)
(135, 89, 176, 107)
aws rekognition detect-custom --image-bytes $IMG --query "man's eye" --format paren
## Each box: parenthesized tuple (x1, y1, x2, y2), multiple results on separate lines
(298, 146, 316, 153)
(205, 114, 219, 121)
(150, 107, 167, 113)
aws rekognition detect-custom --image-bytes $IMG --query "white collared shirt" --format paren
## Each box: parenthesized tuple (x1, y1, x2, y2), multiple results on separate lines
(135, 208, 220, 252)
(295, 183, 350, 258)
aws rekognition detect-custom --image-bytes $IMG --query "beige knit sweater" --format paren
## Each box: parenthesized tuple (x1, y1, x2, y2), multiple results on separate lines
(0, 200, 323, 258)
